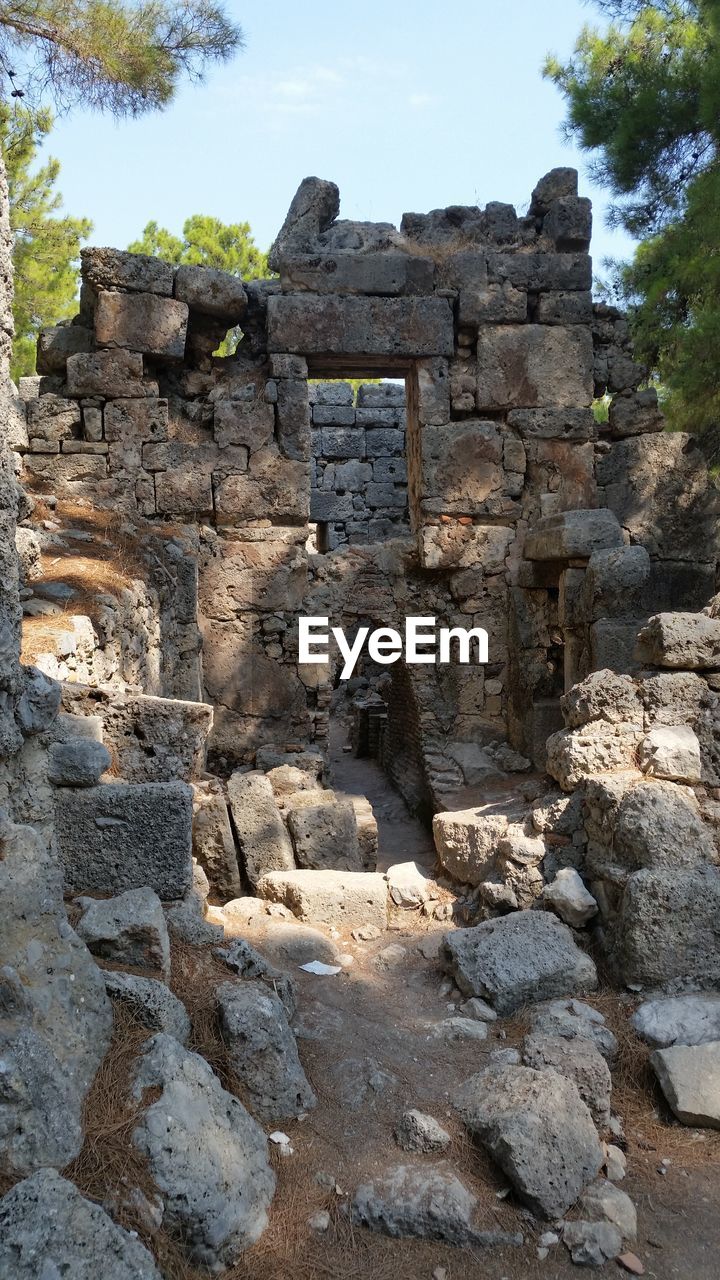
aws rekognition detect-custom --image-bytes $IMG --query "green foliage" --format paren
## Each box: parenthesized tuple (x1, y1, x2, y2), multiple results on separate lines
(545, 2, 720, 433)
(2, 104, 91, 379)
(0, 1, 242, 115)
(129, 215, 269, 355)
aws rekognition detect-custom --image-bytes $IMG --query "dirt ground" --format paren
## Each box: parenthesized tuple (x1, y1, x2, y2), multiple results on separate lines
(57, 731, 720, 1280)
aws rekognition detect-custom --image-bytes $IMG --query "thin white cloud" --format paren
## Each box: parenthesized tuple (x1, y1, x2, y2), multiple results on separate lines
(408, 92, 436, 109)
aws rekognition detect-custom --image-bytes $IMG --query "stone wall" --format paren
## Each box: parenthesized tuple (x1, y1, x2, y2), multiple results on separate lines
(310, 380, 408, 548)
(11, 167, 719, 780)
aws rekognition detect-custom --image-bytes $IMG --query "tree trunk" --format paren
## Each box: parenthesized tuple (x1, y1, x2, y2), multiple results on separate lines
(0, 139, 24, 757)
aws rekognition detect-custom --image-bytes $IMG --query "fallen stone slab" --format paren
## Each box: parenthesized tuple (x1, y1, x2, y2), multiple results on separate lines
(217, 979, 316, 1123)
(227, 771, 295, 890)
(395, 1110, 451, 1153)
(527, 999, 617, 1062)
(0, 1168, 162, 1279)
(0, 817, 112, 1176)
(104, 971, 190, 1043)
(132, 1033, 275, 1271)
(257, 868, 388, 931)
(351, 1163, 522, 1247)
(632, 994, 720, 1048)
(522, 1032, 612, 1126)
(76, 887, 170, 978)
(192, 789, 241, 901)
(55, 781, 193, 899)
(650, 1042, 720, 1128)
(443, 911, 597, 1015)
(636, 612, 720, 670)
(457, 1065, 603, 1219)
(286, 795, 362, 871)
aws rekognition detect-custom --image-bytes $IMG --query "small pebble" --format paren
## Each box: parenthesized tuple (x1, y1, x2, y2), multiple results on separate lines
(308, 1210, 330, 1233)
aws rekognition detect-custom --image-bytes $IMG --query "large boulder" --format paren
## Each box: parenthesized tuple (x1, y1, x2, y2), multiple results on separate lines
(131, 1033, 275, 1271)
(257, 868, 388, 931)
(631, 994, 720, 1048)
(443, 911, 597, 1015)
(610, 867, 720, 988)
(286, 794, 362, 871)
(636, 612, 720, 670)
(0, 817, 112, 1176)
(638, 725, 702, 784)
(650, 1042, 720, 1128)
(433, 798, 525, 885)
(561, 670, 643, 729)
(0, 1168, 162, 1279)
(217, 979, 316, 1122)
(456, 1065, 604, 1218)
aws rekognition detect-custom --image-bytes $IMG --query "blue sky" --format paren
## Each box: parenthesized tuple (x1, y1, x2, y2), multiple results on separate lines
(40, 0, 635, 275)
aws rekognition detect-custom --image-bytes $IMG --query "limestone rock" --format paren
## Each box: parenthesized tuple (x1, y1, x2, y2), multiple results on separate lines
(636, 612, 720, 670)
(55, 781, 193, 900)
(286, 796, 362, 871)
(132, 1033, 275, 1270)
(639, 725, 702, 784)
(351, 1163, 521, 1247)
(95, 290, 188, 359)
(175, 264, 248, 321)
(192, 789, 241, 900)
(650, 1042, 720, 1128)
(611, 781, 715, 872)
(544, 868, 598, 927)
(0, 817, 112, 1176)
(395, 1110, 451, 1153)
(15, 665, 61, 736)
(563, 1220, 623, 1266)
(546, 721, 642, 791)
(386, 860, 435, 907)
(443, 911, 597, 1014)
(81, 245, 174, 295)
(104, 970, 190, 1042)
(631, 994, 720, 1048)
(433, 799, 525, 885)
(579, 1178, 637, 1242)
(47, 737, 111, 787)
(227, 771, 295, 890)
(562, 670, 643, 729)
(217, 979, 316, 1122)
(522, 1032, 612, 1126)
(456, 1065, 603, 1218)
(527, 999, 617, 1063)
(76, 887, 170, 978)
(0, 1168, 162, 1279)
(258, 868, 388, 931)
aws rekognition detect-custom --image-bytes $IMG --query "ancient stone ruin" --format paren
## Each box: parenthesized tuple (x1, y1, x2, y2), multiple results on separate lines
(1, 168, 719, 1276)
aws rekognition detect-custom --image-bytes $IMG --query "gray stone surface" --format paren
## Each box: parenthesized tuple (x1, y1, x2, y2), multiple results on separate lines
(0, 1168, 163, 1279)
(351, 1163, 522, 1247)
(395, 1109, 451, 1153)
(104, 970, 190, 1042)
(217, 978, 316, 1122)
(47, 737, 111, 786)
(524, 508, 624, 561)
(76, 887, 170, 978)
(527, 999, 618, 1062)
(95, 290, 188, 359)
(227, 771, 295, 890)
(443, 911, 597, 1014)
(611, 867, 720, 988)
(636, 612, 720, 669)
(15, 665, 61, 736)
(175, 264, 248, 320)
(0, 817, 112, 1176)
(258, 868, 388, 931)
(215, 937, 297, 1018)
(650, 1042, 720, 1128)
(563, 1220, 623, 1266)
(54, 781, 193, 899)
(287, 796, 362, 871)
(267, 295, 454, 356)
(81, 246, 175, 294)
(521, 1032, 612, 1126)
(631, 994, 720, 1048)
(456, 1065, 603, 1219)
(543, 868, 598, 926)
(192, 789, 241, 900)
(132, 1033, 275, 1270)
(579, 1178, 637, 1241)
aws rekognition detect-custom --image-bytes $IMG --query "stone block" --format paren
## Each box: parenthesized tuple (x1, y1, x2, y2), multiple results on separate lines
(193, 790, 241, 900)
(95, 291, 189, 359)
(24, 453, 108, 484)
(156, 469, 213, 515)
(104, 396, 168, 443)
(310, 489, 355, 521)
(66, 349, 146, 397)
(536, 291, 593, 324)
(54, 781, 193, 899)
(217, 980, 316, 1122)
(81, 246, 175, 295)
(76, 886, 170, 978)
(213, 452, 310, 524)
(524, 509, 624, 561)
(611, 866, 720, 988)
(257, 868, 388, 931)
(36, 323, 94, 374)
(636, 612, 720, 670)
(530, 167, 579, 213)
(421, 421, 504, 514)
(213, 398, 274, 451)
(281, 250, 434, 295)
(312, 404, 356, 426)
(287, 796, 362, 871)
(61, 686, 212, 783)
(321, 426, 366, 458)
(174, 265, 248, 321)
(639, 725, 702, 784)
(275, 379, 310, 460)
(357, 382, 406, 407)
(267, 295, 454, 356)
(543, 196, 592, 249)
(226, 771, 295, 890)
(608, 388, 664, 438)
(312, 380, 354, 405)
(590, 619, 646, 674)
(476, 325, 593, 410)
(650, 1043, 720, 1129)
(420, 523, 513, 571)
(364, 428, 405, 457)
(507, 408, 597, 441)
(25, 395, 81, 443)
(487, 250, 592, 293)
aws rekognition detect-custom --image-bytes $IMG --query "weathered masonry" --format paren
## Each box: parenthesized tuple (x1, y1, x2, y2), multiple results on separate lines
(10, 169, 719, 805)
